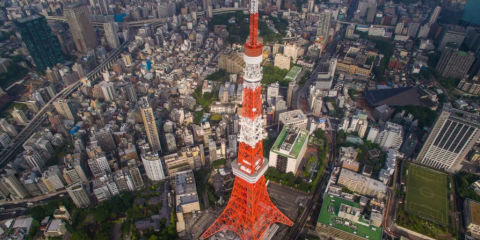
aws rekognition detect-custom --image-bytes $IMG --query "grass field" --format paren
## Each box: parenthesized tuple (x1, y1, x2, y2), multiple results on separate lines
(405, 164, 449, 225)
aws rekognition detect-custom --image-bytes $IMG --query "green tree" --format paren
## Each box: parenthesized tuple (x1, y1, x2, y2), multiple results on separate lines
(71, 230, 91, 240)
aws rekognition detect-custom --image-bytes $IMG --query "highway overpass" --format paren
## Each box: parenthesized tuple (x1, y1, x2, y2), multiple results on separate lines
(0, 29, 136, 165)
(45, 7, 247, 28)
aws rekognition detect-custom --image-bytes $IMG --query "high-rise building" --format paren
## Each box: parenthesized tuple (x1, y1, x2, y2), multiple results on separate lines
(24, 150, 46, 169)
(436, 47, 475, 79)
(438, 25, 466, 51)
(20, 172, 42, 197)
(141, 152, 166, 181)
(0, 118, 17, 137)
(429, 6, 441, 24)
(53, 99, 77, 121)
(103, 22, 120, 49)
(42, 165, 66, 192)
(316, 10, 332, 40)
(366, 4, 377, 23)
(416, 104, 480, 171)
(140, 101, 162, 152)
(307, 0, 314, 13)
(274, 53, 290, 70)
(374, 121, 404, 151)
(98, 81, 116, 102)
(2, 174, 29, 200)
(11, 108, 28, 125)
(15, 15, 64, 72)
(127, 159, 144, 189)
(287, 81, 298, 109)
(88, 153, 111, 178)
(64, 3, 98, 52)
(66, 182, 91, 208)
(202, 1, 293, 238)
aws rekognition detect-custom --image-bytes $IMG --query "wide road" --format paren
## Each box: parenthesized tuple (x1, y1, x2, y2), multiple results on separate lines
(295, 32, 342, 112)
(0, 29, 136, 165)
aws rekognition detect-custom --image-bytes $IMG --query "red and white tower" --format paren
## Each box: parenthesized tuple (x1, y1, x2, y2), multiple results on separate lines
(201, 1, 293, 240)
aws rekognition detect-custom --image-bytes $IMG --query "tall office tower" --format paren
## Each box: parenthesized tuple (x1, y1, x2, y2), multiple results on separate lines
(2, 174, 29, 200)
(24, 150, 47, 169)
(141, 152, 166, 181)
(435, 47, 475, 79)
(287, 81, 297, 109)
(438, 25, 466, 51)
(88, 153, 111, 178)
(417, 104, 480, 171)
(429, 6, 441, 24)
(64, 3, 98, 52)
(53, 99, 77, 121)
(66, 182, 91, 208)
(103, 22, 120, 49)
(316, 10, 332, 40)
(307, 0, 314, 13)
(366, 4, 377, 23)
(276, 0, 282, 10)
(0, 118, 17, 137)
(140, 101, 162, 152)
(20, 172, 42, 197)
(202, 0, 293, 238)
(125, 84, 137, 103)
(15, 15, 64, 72)
(11, 108, 28, 125)
(42, 165, 66, 192)
(90, 0, 108, 15)
(98, 81, 116, 102)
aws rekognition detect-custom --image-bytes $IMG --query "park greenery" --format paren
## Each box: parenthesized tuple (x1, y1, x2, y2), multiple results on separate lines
(208, 11, 286, 45)
(262, 65, 289, 86)
(302, 156, 316, 178)
(206, 69, 228, 82)
(393, 105, 438, 128)
(29, 183, 178, 240)
(193, 110, 204, 125)
(211, 158, 227, 168)
(456, 171, 480, 202)
(192, 85, 217, 112)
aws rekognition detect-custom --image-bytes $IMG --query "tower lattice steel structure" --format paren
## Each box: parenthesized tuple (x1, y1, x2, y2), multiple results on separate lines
(201, 1, 293, 239)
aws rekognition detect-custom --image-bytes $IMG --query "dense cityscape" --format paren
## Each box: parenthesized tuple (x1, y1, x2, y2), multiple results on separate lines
(0, 0, 480, 239)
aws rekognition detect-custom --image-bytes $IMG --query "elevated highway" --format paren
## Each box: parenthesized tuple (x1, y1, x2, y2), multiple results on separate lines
(0, 29, 136, 165)
(45, 7, 247, 28)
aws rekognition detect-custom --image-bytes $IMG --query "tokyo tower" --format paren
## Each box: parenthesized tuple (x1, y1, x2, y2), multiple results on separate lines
(201, 1, 293, 240)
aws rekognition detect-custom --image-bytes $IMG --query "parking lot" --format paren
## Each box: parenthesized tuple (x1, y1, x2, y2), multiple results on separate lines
(267, 182, 309, 221)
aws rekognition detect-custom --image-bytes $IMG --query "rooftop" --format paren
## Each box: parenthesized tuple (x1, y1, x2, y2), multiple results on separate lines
(278, 110, 307, 124)
(284, 66, 302, 81)
(339, 169, 386, 192)
(318, 195, 382, 240)
(16, 14, 43, 23)
(271, 125, 308, 159)
(468, 199, 480, 225)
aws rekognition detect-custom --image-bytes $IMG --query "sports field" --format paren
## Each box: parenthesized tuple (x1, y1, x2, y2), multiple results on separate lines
(405, 164, 449, 225)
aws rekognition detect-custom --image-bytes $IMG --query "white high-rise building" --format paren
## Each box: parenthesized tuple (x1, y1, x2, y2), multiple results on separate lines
(316, 10, 332, 40)
(66, 182, 91, 208)
(374, 122, 404, 151)
(141, 152, 166, 181)
(103, 22, 120, 49)
(99, 81, 116, 102)
(24, 150, 46, 169)
(0, 118, 17, 137)
(417, 104, 480, 171)
(11, 108, 28, 125)
(429, 6, 441, 24)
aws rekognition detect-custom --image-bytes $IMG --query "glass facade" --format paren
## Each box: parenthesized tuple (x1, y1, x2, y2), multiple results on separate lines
(16, 15, 64, 72)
